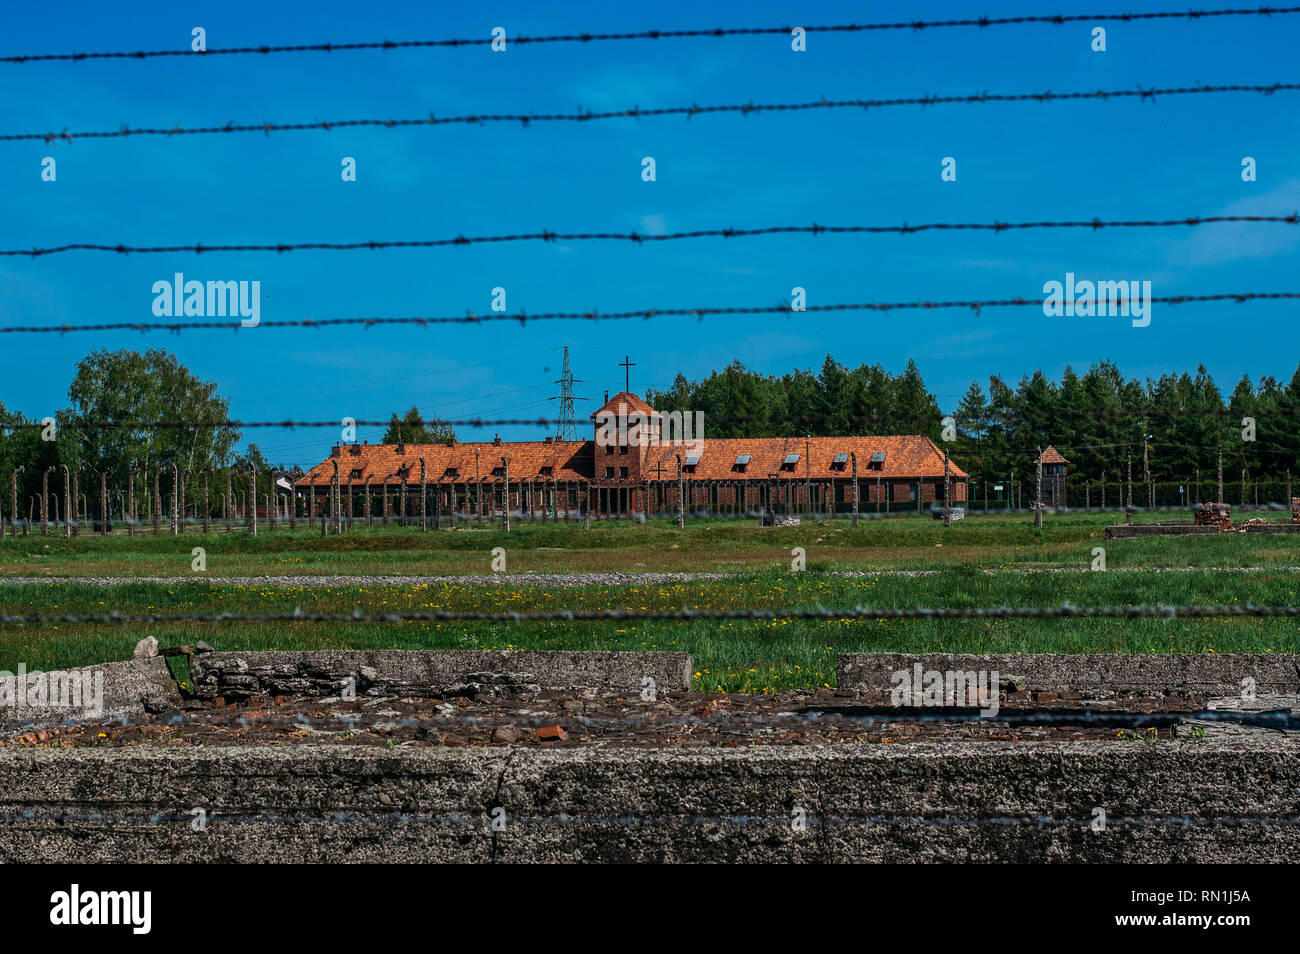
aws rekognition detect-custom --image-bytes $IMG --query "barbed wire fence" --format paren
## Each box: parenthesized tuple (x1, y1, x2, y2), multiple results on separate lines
(5, 213, 1295, 258)
(0, 403, 1296, 533)
(7, 83, 1299, 146)
(1, 290, 1296, 334)
(7, 601, 1300, 625)
(4, 7, 1299, 64)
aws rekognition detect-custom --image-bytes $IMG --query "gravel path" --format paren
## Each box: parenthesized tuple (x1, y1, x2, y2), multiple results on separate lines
(0, 566, 1296, 587)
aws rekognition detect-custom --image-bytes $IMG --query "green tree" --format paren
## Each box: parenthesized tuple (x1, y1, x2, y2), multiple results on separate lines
(381, 407, 456, 445)
(56, 349, 240, 486)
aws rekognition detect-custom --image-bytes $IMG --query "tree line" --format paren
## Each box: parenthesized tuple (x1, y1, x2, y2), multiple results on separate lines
(0, 350, 462, 514)
(648, 357, 1300, 494)
(5, 349, 1298, 514)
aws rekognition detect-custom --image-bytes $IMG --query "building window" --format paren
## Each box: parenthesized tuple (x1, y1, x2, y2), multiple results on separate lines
(605, 445, 614, 456)
(605, 467, 615, 478)
(619, 467, 629, 478)
(444, 467, 458, 478)
(491, 466, 505, 477)
(349, 469, 363, 479)
(540, 466, 553, 476)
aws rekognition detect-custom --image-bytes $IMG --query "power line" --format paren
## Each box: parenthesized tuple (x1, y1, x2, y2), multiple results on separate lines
(4, 8, 1298, 64)
(7, 82, 1298, 146)
(0, 290, 1294, 335)
(4, 214, 1296, 260)
(4, 602, 1300, 625)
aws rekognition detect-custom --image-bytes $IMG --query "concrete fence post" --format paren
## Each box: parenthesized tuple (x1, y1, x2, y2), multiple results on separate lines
(249, 466, 258, 536)
(11, 467, 24, 538)
(502, 458, 510, 532)
(1126, 457, 1133, 525)
(41, 466, 52, 536)
(850, 453, 859, 527)
(224, 470, 232, 534)
(61, 467, 71, 540)
(944, 449, 952, 528)
(1217, 445, 1224, 504)
(676, 455, 684, 529)
(399, 477, 408, 531)
(420, 459, 427, 532)
(1034, 447, 1043, 530)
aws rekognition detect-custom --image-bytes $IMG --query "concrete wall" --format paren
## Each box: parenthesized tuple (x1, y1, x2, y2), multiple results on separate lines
(190, 649, 693, 701)
(1107, 523, 1300, 537)
(0, 658, 180, 729)
(838, 652, 1300, 700)
(3, 740, 1297, 862)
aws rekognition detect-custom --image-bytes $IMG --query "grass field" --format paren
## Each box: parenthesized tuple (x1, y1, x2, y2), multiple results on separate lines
(2, 511, 1298, 577)
(2, 513, 1296, 690)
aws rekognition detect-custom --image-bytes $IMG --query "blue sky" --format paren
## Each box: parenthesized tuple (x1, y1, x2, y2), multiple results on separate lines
(2, 0, 1297, 467)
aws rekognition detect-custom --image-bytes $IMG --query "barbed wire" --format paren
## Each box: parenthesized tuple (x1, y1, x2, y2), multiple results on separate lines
(4, 706, 1294, 733)
(8, 399, 1300, 431)
(2, 290, 1296, 334)
(5, 8, 1298, 64)
(4, 809, 1295, 829)
(4, 213, 1297, 260)
(3, 602, 1300, 626)
(6, 83, 1298, 148)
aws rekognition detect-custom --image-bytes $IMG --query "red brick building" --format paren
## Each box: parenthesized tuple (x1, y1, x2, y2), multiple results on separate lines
(296, 391, 968, 519)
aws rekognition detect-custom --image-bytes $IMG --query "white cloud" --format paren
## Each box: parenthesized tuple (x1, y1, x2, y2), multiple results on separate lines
(639, 213, 668, 236)
(1166, 178, 1300, 266)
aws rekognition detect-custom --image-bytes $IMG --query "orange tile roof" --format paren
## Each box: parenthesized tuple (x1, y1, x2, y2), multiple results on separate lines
(591, 391, 660, 420)
(1037, 445, 1068, 465)
(297, 440, 592, 487)
(642, 435, 967, 482)
(298, 434, 966, 486)
(297, 394, 968, 487)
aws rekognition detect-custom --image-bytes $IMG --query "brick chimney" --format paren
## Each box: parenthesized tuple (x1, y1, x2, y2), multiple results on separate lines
(493, 433, 502, 446)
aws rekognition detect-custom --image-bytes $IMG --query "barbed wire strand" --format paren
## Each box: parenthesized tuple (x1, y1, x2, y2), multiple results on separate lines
(4, 706, 1295, 733)
(4, 810, 1295, 829)
(1, 290, 1295, 334)
(10, 400, 1300, 431)
(3, 213, 1297, 259)
(4, 602, 1300, 625)
(5, 8, 1300, 64)
(6, 83, 1298, 147)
